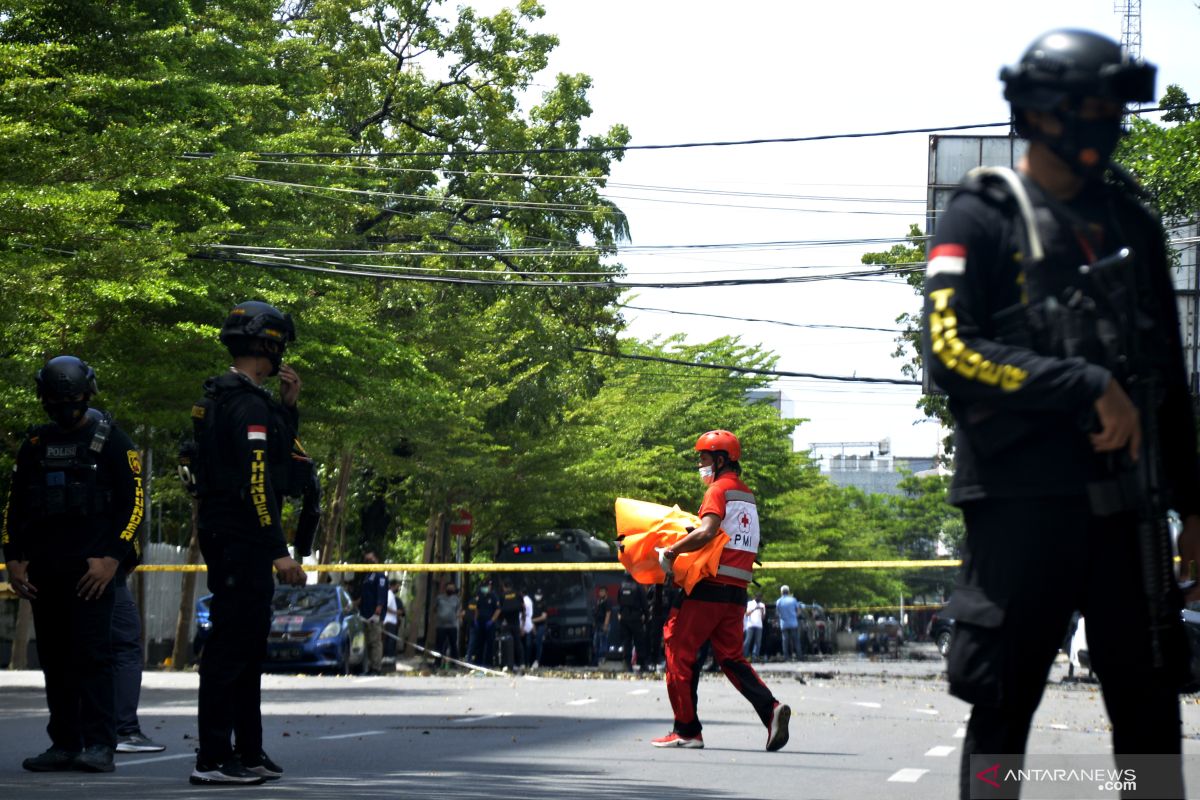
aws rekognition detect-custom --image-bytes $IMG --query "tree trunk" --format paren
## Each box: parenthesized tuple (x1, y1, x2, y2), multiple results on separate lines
(319, 451, 354, 566)
(10, 599, 32, 670)
(169, 502, 201, 670)
(406, 508, 442, 658)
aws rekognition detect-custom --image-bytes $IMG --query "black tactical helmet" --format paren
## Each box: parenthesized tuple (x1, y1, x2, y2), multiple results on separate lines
(218, 300, 296, 352)
(35, 355, 98, 401)
(1001, 29, 1156, 113)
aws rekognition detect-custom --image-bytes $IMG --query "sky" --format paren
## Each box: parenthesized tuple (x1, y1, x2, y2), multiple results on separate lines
(483, 0, 1200, 459)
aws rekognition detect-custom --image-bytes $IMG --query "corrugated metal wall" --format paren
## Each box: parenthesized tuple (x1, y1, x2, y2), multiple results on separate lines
(135, 541, 209, 646)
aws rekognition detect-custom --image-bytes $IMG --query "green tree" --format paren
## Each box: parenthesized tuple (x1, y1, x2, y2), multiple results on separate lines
(1120, 84, 1200, 223)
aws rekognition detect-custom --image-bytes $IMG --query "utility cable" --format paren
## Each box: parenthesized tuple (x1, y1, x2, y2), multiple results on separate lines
(192, 251, 922, 287)
(183, 103, 1189, 160)
(188, 121, 1011, 159)
(574, 347, 921, 385)
(621, 304, 904, 332)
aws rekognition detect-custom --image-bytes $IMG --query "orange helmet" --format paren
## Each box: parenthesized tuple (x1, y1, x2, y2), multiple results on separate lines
(695, 430, 741, 462)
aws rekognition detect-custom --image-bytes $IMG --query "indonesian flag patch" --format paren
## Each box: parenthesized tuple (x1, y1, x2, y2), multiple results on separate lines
(247, 425, 267, 441)
(926, 243, 967, 277)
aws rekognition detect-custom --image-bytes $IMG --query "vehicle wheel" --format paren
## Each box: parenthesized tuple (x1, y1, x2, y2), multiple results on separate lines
(577, 644, 593, 667)
(936, 630, 952, 658)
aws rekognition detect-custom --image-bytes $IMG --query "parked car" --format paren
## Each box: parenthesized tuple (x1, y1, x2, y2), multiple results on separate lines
(928, 613, 954, 658)
(193, 584, 367, 674)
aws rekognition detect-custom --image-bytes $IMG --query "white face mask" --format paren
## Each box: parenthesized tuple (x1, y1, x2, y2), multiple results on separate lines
(698, 465, 715, 484)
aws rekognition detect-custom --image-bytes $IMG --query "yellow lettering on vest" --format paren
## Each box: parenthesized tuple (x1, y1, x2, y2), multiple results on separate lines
(977, 360, 1002, 386)
(120, 477, 145, 542)
(955, 351, 982, 379)
(250, 449, 271, 527)
(1000, 365, 1028, 391)
(929, 287, 954, 311)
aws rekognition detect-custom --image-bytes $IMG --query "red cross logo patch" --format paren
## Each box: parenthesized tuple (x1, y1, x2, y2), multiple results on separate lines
(739, 512, 751, 530)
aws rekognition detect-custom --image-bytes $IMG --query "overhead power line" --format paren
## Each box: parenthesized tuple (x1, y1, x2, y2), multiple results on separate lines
(193, 251, 923, 288)
(621, 304, 904, 333)
(243, 158, 929, 202)
(189, 122, 1010, 160)
(575, 347, 921, 385)
(183, 103, 1186, 160)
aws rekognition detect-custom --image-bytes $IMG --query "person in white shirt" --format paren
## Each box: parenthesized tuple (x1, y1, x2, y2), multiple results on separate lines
(384, 580, 403, 659)
(522, 592, 535, 667)
(743, 594, 766, 661)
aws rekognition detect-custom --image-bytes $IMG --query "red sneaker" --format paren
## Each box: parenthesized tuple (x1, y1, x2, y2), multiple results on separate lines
(766, 702, 791, 752)
(650, 731, 704, 749)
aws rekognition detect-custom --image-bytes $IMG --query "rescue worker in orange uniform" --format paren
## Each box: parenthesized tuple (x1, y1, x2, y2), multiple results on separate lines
(652, 430, 791, 750)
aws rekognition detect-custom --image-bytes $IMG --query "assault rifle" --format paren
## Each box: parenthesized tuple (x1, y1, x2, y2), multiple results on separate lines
(1070, 247, 1179, 670)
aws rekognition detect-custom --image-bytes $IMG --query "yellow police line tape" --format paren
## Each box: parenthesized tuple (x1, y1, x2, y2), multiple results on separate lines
(0, 582, 948, 613)
(128, 559, 962, 573)
(823, 603, 945, 614)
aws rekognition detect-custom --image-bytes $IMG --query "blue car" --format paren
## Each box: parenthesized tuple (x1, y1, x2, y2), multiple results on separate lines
(193, 584, 367, 674)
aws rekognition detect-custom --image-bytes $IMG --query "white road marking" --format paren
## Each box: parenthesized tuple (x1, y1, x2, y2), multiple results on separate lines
(627, 689, 650, 696)
(1049, 723, 1069, 730)
(117, 754, 195, 767)
(854, 701, 882, 709)
(954, 727, 966, 739)
(566, 698, 598, 706)
(318, 730, 387, 740)
(925, 745, 956, 757)
(887, 768, 929, 783)
(454, 713, 512, 723)
(915, 708, 939, 715)
(354, 677, 382, 685)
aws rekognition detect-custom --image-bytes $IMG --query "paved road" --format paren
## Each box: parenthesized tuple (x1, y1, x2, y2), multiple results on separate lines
(2, 650, 1199, 799)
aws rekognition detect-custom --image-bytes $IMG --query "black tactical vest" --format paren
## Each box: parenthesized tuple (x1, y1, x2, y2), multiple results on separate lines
(27, 409, 114, 519)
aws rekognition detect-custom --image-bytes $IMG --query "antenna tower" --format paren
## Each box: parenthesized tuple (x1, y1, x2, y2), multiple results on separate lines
(1115, 0, 1142, 60)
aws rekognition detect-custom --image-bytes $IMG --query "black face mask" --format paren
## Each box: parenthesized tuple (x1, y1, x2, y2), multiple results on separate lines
(42, 399, 88, 430)
(1048, 110, 1124, 176)
(266, 349, 284, 377)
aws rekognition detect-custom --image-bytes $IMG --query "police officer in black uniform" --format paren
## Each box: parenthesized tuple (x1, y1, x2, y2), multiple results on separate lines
(498, 579, 525, 671)
(190, 301, 307, 787)
(3, 356, 144, 773)
(925, 30, 1200, 798)
(618, 574, 649, 673)
(469, 579, 500, 666)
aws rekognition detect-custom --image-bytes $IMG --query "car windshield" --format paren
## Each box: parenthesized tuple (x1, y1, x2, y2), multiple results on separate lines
(273, 587, 338, 614)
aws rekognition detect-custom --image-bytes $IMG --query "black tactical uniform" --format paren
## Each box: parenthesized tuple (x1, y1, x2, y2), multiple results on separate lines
(618, 577, 649, 672)
(193, 302, 298, 782)
(925, 31, 1197, 798)
(645, 583, 667, 670)
(498, 585, 525, 669)
(2, 358, 142, 772)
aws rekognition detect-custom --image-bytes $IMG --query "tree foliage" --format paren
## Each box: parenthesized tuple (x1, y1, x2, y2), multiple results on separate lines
(3, 0, 967, 615)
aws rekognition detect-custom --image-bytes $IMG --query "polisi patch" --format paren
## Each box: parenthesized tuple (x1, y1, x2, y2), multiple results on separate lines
(45, 444, 77, 459)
